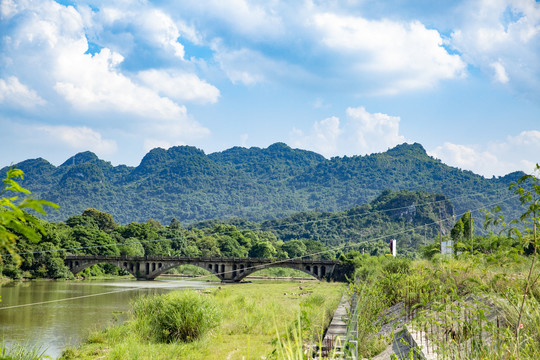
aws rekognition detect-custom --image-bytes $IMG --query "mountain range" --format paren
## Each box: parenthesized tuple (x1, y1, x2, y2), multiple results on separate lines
(2, 142, 524, 226)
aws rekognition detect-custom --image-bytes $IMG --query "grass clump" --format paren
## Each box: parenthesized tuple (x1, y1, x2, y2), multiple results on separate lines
(0, 343, 47, 360)
(132, 290, 221, 343)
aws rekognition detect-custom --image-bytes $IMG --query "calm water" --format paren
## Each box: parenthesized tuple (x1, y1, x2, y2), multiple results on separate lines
(0, 279, 213, 359)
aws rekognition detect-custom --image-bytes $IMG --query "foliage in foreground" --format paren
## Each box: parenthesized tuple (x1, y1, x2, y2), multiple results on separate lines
(341, 253, 539, 359)
(0, 168, 58, 264)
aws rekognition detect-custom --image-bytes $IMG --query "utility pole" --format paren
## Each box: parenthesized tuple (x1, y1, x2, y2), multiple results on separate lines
(470, 211, 474, 254)
(438, 208, 442, 245)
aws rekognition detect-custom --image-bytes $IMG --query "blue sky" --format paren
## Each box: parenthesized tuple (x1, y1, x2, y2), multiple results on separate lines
(1, 0, 540, 177)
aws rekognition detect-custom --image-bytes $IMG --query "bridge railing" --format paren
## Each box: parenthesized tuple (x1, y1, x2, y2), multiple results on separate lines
(343, 292, 359, 359)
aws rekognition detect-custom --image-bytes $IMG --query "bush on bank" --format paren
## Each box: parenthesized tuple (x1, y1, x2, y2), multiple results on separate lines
(132, 290, 221, 343)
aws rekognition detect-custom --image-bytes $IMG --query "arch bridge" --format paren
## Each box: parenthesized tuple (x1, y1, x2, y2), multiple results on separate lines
(65, 255, 346, 282)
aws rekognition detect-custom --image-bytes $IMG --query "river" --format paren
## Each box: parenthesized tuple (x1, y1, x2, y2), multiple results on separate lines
(0, 278, 213, 359)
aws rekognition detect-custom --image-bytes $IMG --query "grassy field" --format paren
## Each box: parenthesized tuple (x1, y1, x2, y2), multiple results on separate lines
(60, 281, 345, 360)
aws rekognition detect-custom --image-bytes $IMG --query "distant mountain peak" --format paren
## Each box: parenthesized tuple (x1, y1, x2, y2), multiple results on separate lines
(167, 145, 206, 157)
(267, 142, 291, 151)
(386, 142, 428, 157)
(60, 151, 100, 167)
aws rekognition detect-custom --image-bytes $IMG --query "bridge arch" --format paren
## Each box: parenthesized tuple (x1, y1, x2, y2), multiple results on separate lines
(143, 261, 224, 281)
(230, 262, 325, 282)
(66, 259, 140, 278)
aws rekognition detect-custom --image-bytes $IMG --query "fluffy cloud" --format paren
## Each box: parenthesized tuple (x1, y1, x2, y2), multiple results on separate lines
(430, 130, 540, 177)
(138, 70, 220, 104)
(313, 13, 467, 93)
(0, 0, 212, 153)
(290, 107, 406, 157)
(83, 6, 186, 61)
(490, 61, 510, 83)
(39, 125, 117, 155)
(450, 0, 540, 94)
(167, 0, 284, 41)
(0, 76, 45, 108)
(161, 1, 466, 93)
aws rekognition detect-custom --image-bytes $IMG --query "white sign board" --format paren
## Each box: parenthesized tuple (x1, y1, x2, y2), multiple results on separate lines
(441, 240, 453, 256)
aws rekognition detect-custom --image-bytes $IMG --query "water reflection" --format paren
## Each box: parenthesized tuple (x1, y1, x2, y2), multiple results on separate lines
(0, 279, 213, 359)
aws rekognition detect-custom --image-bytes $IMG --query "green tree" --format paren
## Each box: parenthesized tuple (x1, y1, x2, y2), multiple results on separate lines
(217, 236, 247, 257)
(71, 226, 119, 256)
(282, 239, 307, 258)
(248, 240, 276, 258)
(169, 218, 182, 229)
(450, 218, 464, 242)
(0, 168, 58, 263)
(81, 208, 118, 232)
(117, 237, 145, 256)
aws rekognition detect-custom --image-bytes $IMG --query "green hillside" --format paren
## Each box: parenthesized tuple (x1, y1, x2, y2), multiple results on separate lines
(2, 142, 523, 226)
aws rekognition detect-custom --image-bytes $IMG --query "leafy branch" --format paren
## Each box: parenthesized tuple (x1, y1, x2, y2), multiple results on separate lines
(0, 168, 59, 263)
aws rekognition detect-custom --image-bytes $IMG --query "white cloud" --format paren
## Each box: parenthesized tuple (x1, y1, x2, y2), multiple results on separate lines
(430, 130, 540, 177)
(290, 107, 406, 157)
(214, 47, 267, 85)
(240, 133, 249, 147)
(450, 0, 540, 93)
(52, 47, 190, 120)
(291, 116, 342, 156)
(82, 5, 187, 60)
(0, 0, 18, 18)
(509, 130, 540, 146)
(0, 76, 45, 108)
(213, 44, 312, 86)
(313, 13, 467, 93)
(138, 70, 220, 104)
(1, 0, 211, 144)
(174, 0, 284, 41)
(39, 125, 117, 155)
(429, 143, 499, 176)
(490, 61, 510, 83)
(143, 9, 185, 59)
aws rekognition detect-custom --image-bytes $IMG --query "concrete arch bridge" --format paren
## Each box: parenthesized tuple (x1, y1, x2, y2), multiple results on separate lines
(65, 255, 346, 282)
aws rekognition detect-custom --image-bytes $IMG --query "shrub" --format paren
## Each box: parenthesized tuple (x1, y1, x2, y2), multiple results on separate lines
(382, 257, 411, 275)
(132, 290, 221, 343)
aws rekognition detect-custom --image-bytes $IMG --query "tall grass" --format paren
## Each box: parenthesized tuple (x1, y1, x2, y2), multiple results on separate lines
(345, 254, 540, 359)
(396, 256, 539, 359)
(131, 290, 221, 343)
(0, 343, 47, 360)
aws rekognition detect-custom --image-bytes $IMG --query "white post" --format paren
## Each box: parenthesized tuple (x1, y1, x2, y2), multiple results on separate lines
(391, 239, 397, 257)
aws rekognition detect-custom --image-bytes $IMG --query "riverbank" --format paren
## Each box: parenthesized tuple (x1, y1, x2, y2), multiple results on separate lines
(61, 280, 345, 360)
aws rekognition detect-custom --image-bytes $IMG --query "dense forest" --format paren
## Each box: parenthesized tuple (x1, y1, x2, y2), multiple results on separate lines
(1, 142, 524, 226)
(1, 189, 456, 279)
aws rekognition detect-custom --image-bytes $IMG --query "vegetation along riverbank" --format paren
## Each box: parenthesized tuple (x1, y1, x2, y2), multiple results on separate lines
(60, 281, 345, 360)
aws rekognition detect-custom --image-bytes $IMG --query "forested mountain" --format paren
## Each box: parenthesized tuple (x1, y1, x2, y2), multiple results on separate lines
(190, 189, 455, 255)
(2, 142, 524, 225)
